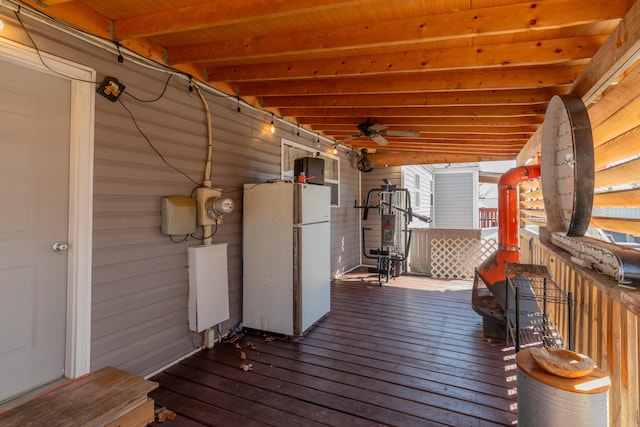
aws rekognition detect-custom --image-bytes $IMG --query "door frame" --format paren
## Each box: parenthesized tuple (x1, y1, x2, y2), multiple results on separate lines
(0, 38, 95, 379)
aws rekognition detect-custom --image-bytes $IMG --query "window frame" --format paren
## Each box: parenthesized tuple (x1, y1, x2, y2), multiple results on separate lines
(281, 138, 340, 207)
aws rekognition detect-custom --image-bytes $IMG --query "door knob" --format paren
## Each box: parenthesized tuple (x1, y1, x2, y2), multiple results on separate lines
(52, 242, 69, 254)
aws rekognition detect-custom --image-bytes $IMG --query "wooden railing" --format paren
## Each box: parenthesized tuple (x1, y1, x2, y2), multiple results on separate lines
(519, 230, 640, 427)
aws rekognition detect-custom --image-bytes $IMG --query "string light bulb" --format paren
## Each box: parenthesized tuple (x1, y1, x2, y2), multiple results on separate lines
(270, 113, 275, 134)
(0, 19, 4, 31)
(333, 145, 338, 155)
(315, 134, 321, 148)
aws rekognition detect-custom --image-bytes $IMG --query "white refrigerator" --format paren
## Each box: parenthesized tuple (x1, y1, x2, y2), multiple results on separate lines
(243, 181, 331, 336)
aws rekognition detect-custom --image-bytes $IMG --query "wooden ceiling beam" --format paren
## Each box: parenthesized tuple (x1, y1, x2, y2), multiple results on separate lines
(18, 0, 112, 39)
(205, 37, 601, 81)
(355, 144, 522, 154)
(281, 105, 546, 118)
(260, 88, 567, 108)
(571, 0, 640, 105)
(365, 152, 515, 166)
(166, 0, 628, 64)
(520, 0, 640, 163)
(299, 116, 544, 127)
(113, 0, 382, 39)
(320, 124, 540, 134)
(349, 142, 526, 150)
(236, 66, 584, 96)
(324, 132, 531, 141)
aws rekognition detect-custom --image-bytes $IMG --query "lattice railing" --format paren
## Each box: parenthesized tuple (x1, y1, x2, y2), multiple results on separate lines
(430, 237, 497, 279)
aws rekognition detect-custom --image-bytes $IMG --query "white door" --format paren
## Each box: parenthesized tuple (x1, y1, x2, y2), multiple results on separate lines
(0, 58, 71, 402)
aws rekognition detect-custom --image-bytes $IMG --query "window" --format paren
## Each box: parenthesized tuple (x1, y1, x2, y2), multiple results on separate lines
(281, 139, 340, 206)
(414, 174, 421, 208)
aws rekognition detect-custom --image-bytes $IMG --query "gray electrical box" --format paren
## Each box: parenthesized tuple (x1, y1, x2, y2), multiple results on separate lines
(161, 196, 196, 235)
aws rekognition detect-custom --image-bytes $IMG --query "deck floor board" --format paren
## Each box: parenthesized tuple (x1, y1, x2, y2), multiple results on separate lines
(149, 269, 517, 426)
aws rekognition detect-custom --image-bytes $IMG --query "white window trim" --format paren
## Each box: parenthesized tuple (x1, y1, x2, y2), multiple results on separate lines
(0, 38, 95, 379)
(281, 138, 340, 206)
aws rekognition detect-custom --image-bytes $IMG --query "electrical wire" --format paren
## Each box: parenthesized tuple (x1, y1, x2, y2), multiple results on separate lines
(123, 74, 174, 103)
(8, 0, 338, 148)
(169, 234, 189, 243)
(190, 222, 218, 241)
(117, 98, 200, 185)
(13, 9, 98, 85)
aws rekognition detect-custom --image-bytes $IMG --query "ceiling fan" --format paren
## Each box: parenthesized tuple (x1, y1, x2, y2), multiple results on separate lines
(339, 119, 420, 146)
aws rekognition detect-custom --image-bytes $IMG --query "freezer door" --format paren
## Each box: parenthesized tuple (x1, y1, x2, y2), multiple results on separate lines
(295, 183, 330, 225)
(294, 221, 331, 334)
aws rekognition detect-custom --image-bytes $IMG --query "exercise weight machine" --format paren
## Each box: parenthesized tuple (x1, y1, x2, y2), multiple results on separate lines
(355, 179, 431, 285)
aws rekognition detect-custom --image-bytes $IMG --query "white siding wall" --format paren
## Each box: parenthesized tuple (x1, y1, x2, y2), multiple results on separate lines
(433, 168, 479, 229)
(1, 14, 360, 377)
(401, 165, 435, 228)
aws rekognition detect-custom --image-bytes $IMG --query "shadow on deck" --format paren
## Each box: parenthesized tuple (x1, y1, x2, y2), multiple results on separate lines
(149, 268, 518, 426)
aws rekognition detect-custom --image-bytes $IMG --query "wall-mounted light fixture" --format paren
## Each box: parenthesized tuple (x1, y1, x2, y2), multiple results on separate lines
(270, 113, 275, 134)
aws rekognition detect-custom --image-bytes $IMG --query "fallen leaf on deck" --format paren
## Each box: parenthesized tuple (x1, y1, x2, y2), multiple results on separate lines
(155, 407, 176, 422)
(235, 343, 242, 349)
(240, 363, 253, 371)
(264, 336, 275, 342)
(240, 350, 247, 360)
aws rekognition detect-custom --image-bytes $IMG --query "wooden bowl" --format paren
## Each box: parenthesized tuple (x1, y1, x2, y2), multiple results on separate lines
(529, 347, 595, 378)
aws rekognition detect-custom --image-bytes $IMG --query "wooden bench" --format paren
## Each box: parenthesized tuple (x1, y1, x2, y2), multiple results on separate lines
(0, 367, 158, 426)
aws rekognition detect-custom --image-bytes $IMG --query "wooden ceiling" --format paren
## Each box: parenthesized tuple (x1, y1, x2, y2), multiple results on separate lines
(16, 0, 635, 165)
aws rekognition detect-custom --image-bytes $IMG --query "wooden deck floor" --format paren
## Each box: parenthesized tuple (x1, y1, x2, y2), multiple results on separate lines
(149, 269, 518, 426)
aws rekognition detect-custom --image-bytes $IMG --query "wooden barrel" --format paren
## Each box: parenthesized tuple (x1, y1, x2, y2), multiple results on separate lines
(516, 349, 610, 427)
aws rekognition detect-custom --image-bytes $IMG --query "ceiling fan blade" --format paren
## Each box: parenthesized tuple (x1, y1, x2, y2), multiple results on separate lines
(371, 134, 389, 146)
(368, 123, 387, 132)
(337, 135, 361, 144)
(384, 130, 421, 137)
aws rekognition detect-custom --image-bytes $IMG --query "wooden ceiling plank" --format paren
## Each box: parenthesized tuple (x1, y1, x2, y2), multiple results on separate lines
(366, 152, 516, 166)
(357, 146, 521, 155)
(300, 116, 544, 127)
(571, 0, 640, 105)
(166, 0, 629, 64)
(205, 36, 603, 81)
(324, 132, 531, 141)
(336, 138, 526, 151)
(113, 0, 383, 39)
(236, 66, 584, 96)
(260, 87, 567, 108)
(321, 124, 540, 133)
(18, 0, 112, 39)
(282, 105, 546, 118)
(519, 1, 640, 165)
